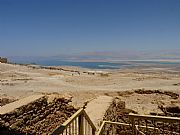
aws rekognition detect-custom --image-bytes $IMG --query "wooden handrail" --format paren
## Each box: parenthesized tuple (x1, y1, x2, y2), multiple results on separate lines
(62, 108, 84, 128)
(96, 121, 105, 135)
(129, 113, 180, 135)
(97, 114, 180, 135)
(51, 108, 96, 135)
(129, 113, 180, 122)
(102, 121, 131, 126)
(52, 109, 180, 135)
(52, 108, 84, 135)
(97, 121, 131, 135)
(82, 109, 96, 131)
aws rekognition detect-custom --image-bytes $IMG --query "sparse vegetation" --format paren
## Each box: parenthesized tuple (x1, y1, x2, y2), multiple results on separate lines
(99, 73, 109, 77)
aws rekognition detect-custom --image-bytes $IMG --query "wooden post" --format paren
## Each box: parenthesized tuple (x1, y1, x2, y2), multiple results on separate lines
(92, 128, 96, 135)
(79, 114, 84, 135)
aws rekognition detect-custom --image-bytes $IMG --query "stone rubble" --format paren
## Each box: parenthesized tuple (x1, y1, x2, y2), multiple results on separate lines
(0, 96, 77, 135)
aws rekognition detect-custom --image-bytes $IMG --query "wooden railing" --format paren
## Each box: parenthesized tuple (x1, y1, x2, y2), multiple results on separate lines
(52, 108, 96, 135)
(97, 121, 132, 135)
(97, 113, 180, 135)
(52, 108, 180, 135)
(129, 113, 180, 135)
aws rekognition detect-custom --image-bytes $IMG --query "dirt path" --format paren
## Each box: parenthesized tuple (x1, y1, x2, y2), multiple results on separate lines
(85, 96, 113, 128)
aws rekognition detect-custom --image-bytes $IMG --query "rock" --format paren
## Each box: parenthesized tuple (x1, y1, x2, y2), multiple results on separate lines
(5, 122, 9, 127)
(166, 105, 180, 113)
(163, 91, 179, 99)
(0, 57, 8, 63)
(134, 89, 179, 99)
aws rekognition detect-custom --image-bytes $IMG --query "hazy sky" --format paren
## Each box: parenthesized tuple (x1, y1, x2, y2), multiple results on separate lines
(0, 0, 180, 57)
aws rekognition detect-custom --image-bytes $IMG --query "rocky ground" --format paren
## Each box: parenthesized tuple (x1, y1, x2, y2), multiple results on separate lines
(0, 97, 17, 107)
(0, 96, 77, 135)
(1, 63, 180, 98)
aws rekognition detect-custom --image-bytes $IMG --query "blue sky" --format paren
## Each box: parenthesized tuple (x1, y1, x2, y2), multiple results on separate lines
(0, 0, 180, 57)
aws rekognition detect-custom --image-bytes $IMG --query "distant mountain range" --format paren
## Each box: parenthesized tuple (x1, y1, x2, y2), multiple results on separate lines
(8, 50, 180, 63)
(53, 50, 180, 61)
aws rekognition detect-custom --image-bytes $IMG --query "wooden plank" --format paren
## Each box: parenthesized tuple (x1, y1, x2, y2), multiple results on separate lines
(129, 113, 180, 123)
(51, 126, 65, 135)
(79, 114, 84, 135)
(62, 108, 83, 127)
(96, 121, 105, 135)
(52, 108, 83, 135)
(103, 121, 131, 126)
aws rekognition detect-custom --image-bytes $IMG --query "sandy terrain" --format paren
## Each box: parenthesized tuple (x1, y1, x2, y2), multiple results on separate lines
(0, 62, 180, 127)
(0, 63, 180, 97)
(85, 96, 113, 127)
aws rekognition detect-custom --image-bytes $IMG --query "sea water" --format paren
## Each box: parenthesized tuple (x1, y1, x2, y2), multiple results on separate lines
(12, 58, 180, 69)
(33, 60, 130, 69)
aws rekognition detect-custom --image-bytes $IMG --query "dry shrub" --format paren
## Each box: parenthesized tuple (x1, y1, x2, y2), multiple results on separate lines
(100, 73, 109, 77)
